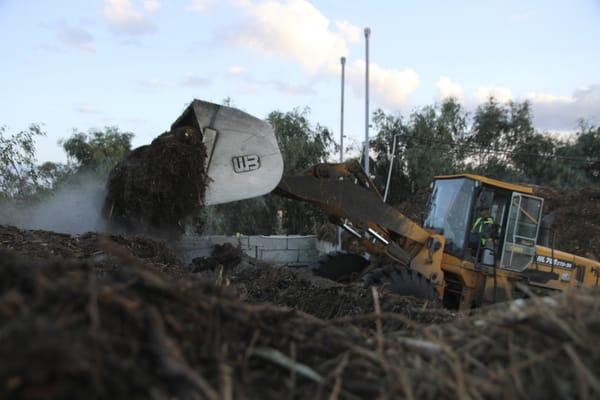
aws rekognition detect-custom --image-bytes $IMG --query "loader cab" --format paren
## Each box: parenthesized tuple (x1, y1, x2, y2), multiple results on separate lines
(424, 174, 544, 270)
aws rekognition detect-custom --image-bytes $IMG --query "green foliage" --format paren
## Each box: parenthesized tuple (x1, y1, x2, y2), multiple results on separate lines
(469, 99, 533, 171)
(35, 161, 77, 191)
(371, 97, 600, 207)
(61, 127, 134, 177)
(572, 122, 600, 183)
(371, 98, 469, 202)
(0, 124, 45, 200)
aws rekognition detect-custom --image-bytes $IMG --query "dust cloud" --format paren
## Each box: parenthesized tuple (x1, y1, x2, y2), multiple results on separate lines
(0, 175, 108, 234)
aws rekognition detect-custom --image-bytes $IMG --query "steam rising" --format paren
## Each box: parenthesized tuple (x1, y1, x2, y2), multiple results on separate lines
(0, 175, 108, 235)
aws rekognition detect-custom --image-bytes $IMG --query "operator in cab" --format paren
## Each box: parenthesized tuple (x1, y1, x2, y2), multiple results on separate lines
(469, 206, 495, 254)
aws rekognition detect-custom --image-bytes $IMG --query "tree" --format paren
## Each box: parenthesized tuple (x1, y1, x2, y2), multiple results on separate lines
(61, 127, 134, 177)
(371, 98, 468, 203)
(370, 108, 407, 204)
(573, 122, 600, 183)
(403, 99, 466, 191)
(0, 124, 45, 200)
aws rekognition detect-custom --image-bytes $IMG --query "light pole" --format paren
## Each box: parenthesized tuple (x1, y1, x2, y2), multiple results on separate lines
(338, 56, 346, 250)
(340, 56, 346, 163)
(364, 27, 371, 175)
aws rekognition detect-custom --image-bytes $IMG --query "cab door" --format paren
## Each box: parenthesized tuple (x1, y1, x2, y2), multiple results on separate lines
(500, 193, 543, 271)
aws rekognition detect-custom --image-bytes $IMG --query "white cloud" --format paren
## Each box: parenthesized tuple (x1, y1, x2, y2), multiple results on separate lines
(57, 24, 95, 52)
(526, 92, 574, 104)
(142, 0, 160, 13)
(527, 85, 600, 129)
(468, 84, 600, 130)
(103, 0, 156, 35)
(475, 86, 513, 103)
(347, 60, 420, 109)
(186, 0, 214, 12)
(228, 65, 246, 76)
(436, 76, 465, 101)
(335, 20, 361, 43)
(218, 0, 349, 75)
(218, 0, 420, 107)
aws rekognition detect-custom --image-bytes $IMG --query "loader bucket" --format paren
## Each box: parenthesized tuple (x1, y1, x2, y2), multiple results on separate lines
(171, 99, 283, 206)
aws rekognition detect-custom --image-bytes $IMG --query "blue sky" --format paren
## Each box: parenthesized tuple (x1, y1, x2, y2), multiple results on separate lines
(1, 0, 599, 163)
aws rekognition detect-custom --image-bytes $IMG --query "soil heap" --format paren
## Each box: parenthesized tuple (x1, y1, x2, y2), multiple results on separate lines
(1, 239, 599, 399)
(103, 126, 208, 236)
(534, 186, 600, 259)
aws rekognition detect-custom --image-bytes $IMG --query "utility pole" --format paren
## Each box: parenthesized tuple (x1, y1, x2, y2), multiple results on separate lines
(340, 57, 346, 163)
(364, 27, 371, 175)
(338, 56, 346, 251)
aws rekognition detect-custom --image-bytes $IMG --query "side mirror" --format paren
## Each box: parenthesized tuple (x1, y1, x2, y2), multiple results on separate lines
(541, 212, 556, 228)
(539, 212, 556, 246)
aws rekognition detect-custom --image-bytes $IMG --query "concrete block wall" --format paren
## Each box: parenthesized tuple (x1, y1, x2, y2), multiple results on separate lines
(177, 234, 327, 265)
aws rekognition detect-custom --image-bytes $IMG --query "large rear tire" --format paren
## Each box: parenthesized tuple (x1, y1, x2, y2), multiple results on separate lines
(361, 265, 438, 301)
(313, 251, 369, 282)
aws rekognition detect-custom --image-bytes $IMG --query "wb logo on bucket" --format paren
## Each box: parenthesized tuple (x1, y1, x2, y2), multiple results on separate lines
(232, 155, 260, 173)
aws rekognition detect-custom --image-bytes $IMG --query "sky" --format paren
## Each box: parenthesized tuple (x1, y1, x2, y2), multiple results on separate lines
(1, 0, 599, 163)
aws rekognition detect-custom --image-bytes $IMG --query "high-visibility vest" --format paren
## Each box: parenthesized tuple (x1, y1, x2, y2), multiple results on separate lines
(472, 217, 494, 245)
(472, 217, 494, 233)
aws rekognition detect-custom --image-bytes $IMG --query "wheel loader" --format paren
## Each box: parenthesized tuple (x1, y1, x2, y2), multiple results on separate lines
(170, 99, 600, 310)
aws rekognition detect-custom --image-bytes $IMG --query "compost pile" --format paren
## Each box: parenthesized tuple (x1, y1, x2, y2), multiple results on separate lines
(0, 225, 184, 279)
(103, 126, 208, 236)
(534, 186, 600, 259)
(188, 243, 453, 325)
(230, 263, 453, 325)
(1, 244, 600, 399)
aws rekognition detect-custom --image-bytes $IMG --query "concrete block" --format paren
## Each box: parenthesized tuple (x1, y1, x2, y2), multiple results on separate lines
(177, 235, 207, 247)
(243, 248, 256, 259)
(286, 236, 317, 250)
(260, 249, 299, 264)
(237, 236, 250, 249)
(249, 236, 288, 250)
(209, 235, 239, 246)
(298, 249, 319, 263)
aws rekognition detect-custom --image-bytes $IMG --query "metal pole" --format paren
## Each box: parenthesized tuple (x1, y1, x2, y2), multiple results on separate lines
(338, 57, 346, 250)
(383, 135, 398, 203)
(364, 27, 371, 175)
(340, 57, 346, 163)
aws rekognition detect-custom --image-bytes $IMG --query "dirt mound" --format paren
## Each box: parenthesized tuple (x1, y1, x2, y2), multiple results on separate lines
(0, 224, 451, 326)
(103, 126, 208, 236)
(0, 224, 185, 278)
(191, 243, 244, 272)
(394, 291, 600, 399)
(1, 249, 599, 399)
(229, 263, 455, 325)
(534, 186, 600, 258)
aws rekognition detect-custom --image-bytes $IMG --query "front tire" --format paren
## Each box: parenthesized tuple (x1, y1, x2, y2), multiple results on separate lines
(313, 251, 369, 282)
(361, 265, 438, 300)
